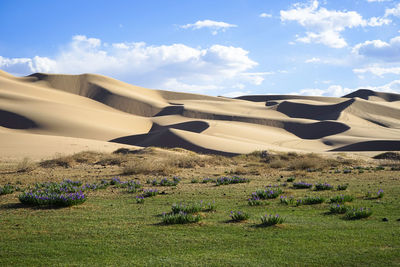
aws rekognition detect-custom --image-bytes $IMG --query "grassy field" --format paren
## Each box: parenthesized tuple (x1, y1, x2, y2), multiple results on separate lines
(0, 149, 399, 266)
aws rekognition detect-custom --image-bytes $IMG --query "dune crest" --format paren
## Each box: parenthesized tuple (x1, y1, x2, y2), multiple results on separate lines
(1, 71, 400, 157)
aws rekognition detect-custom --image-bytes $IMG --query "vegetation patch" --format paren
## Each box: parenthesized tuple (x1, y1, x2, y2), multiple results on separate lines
(330, 195, 354, 204)
(329, 204, 349, 214)
(336, 184, 348, 191)
(365, 189, 384, 199)
(297, 196, 325, 205)
(252, 187, 283, 199)
(215, 176, 249, 186)
(0, 184, 14, 195)
(260, 214, 285, 226)
(314, 182, 333, 191)
(141, 189, 158, 198)
(146, 177, 181, 186)
(344, 207, 372, 220)
(171, 201, 215, 214)
(293, 182, 313, 189)
(162, 212, 201, 225)
(229, 211, 250, 222)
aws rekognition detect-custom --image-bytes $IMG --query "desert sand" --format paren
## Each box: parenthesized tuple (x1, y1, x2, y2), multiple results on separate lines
(0, 70, 399, 159)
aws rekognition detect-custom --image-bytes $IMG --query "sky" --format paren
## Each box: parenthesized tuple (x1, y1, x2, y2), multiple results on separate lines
(1, 0, 400, 97)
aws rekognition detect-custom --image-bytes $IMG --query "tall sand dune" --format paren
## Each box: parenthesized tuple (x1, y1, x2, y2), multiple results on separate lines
(1, 70, 400, 158)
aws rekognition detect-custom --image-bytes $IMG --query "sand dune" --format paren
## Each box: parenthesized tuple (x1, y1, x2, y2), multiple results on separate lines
(1, 70, 400, 158)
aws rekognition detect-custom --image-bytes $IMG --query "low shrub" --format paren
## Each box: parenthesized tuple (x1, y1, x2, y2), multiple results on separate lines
(344, 207, 372, 220)
(293, 182, 313, 189)
(253, 187, 283, 199)
(365, 189, 384, 199)
(314, 182, 333, 191)
(329, 204, 349, 214)
(82, 182, 108, 191)
(171, 201, 215, 214)
(286, 177, 295, 182)
(19, 191, 86, 207)
(343, 169, 352, 174)
(229, 211, 250, 222)
(300, 196, 325, 205)
(32, 180, 83, 194)
(162, 212, 201, 224)
(126, 180, 141, 193)
(0, 184, 14, 195)
(202, 178, 215, 184)
(337, 184, 348, 191)
(330, 195, 354, 204)
(142, 189, 158, 198)
(110, 177, 123, 186)
(248, 196, 262, 206)
(135, 196, 144, 204)
(260, 214, 285, 226)
(147, 177, 181, 186)
(16, 157, 35, 172)
(161, 177, 181, 186)
(216, 176, 249, 186)
(280, 196, 295, 205)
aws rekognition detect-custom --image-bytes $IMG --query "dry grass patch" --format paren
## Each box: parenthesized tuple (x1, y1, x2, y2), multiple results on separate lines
(122, 160, 177, 176)
(39, 151, 126, 168)
(15, 157, 36, 173)
(238, 151, 357, 171)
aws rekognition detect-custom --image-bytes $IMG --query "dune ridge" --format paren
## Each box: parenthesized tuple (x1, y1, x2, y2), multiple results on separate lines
(1, 70, 400, 158)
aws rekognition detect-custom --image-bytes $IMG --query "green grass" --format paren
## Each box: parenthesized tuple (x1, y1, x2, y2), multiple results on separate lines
(0, 158, 399, 266)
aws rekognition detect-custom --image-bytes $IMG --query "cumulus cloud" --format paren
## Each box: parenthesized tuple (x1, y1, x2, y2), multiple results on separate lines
(385, 3, 400, 17)
(0, 35, 265, 94)
(280, 0, 390, 48)
(353, 36, 400, 61)
(180, 19, 237, 35)
(353, 65, 400, 77)
(364, 79, 400, 93)
(259, 13, 272, 18)
(293, 80, 400, 97)
(221, 90, 253, 98)
(0, 55, 56, 75)
(292, 85, 353, 97)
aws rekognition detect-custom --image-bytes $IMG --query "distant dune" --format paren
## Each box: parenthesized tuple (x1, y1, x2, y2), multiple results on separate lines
(1, 70, 399, 158)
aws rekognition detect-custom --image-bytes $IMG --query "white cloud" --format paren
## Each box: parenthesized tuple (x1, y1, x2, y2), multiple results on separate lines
(367, 17, 391, 26)
(259, 13, 272, 18)
(367, 0, 391, 2)
(0, 55, 56, 75)
(385, 3, 400, 17)
(221, 91, 252, 98)
(353, 65, 400, 77)
(292, 85, 353, 97)
(363, 79, 400, 93)
(0, 35, 265, 94)
(305, 57, 321, 63)
(180, 19, 237, 35)
(280, 0, 390, 48)
(293, 79, 400, 97)
(353, 36, 400, 61)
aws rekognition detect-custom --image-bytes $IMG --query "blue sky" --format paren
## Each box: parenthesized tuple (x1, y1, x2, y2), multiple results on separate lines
(1, 0, 400, 97)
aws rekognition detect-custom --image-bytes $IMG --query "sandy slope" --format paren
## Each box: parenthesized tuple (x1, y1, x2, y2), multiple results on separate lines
(1, 70, 400, 158)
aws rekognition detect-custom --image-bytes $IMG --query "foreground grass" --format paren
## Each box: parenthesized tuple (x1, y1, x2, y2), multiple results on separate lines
(0, 150, 399, 266)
